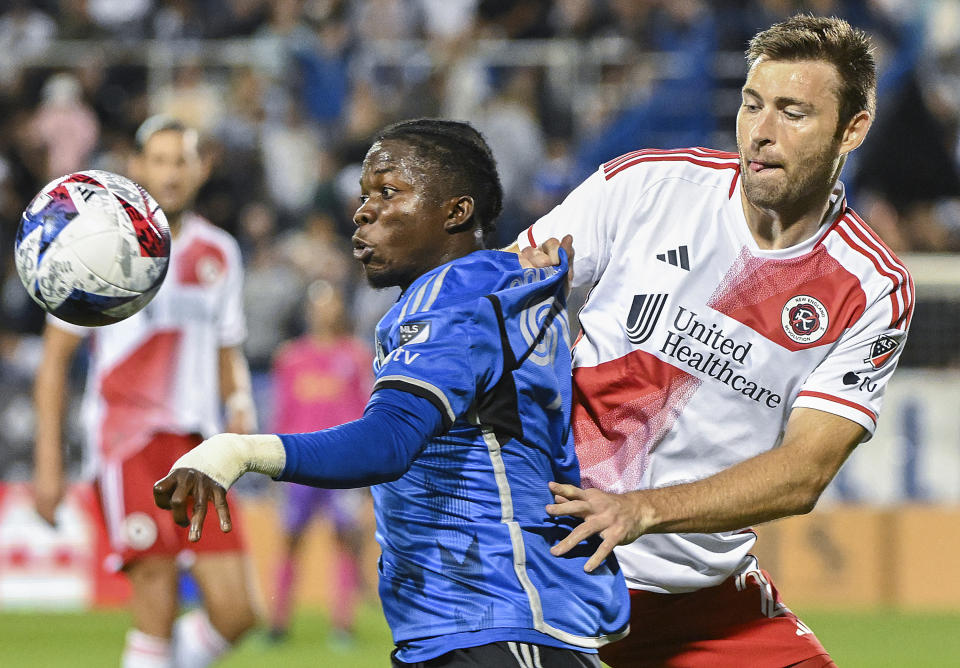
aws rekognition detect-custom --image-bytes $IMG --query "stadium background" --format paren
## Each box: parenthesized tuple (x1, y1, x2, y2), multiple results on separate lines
(0, 0, 959, 666)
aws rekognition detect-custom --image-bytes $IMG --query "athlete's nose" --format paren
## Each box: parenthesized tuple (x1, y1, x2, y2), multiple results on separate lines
(353, 199, 376, 227)
(749, 107, 776, 147)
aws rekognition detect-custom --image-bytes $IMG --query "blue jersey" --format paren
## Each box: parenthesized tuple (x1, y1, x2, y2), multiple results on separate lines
(370, 250, 630, 662)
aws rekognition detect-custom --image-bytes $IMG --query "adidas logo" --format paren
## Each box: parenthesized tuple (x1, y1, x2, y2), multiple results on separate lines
(656, 245, 690, 271)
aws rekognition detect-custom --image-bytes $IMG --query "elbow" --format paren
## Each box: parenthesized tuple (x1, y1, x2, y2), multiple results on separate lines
(793, 495, 819, 516)
(791, 481, 828, 516)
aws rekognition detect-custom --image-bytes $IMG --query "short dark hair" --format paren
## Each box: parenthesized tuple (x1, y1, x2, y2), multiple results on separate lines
(747, 14, 876, 130)
(372, 119, 504, 238)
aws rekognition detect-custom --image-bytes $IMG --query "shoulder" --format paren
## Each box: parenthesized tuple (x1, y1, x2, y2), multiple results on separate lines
(182, 214, 242, 257)
(820, 207, 914, 327)
(399, 251, 524, 317)
(599, 147, 740, 189)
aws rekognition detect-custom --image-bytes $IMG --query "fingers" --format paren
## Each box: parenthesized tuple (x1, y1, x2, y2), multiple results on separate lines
(212, 486, 233, 534)
(583, 535, 619, 573)
(154, 469, 230, 542)
(153, 475, 176, 510)
(548, 481, 585, 499)
(168, 471, 195, 528)
(549, 520, 599, 557)
(189, 480, 209, 542)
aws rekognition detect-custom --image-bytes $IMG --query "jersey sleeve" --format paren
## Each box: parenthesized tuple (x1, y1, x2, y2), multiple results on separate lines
(372, 301, 502, 430)
(793, 290, 913, 437)
(217, 236, 247, 347)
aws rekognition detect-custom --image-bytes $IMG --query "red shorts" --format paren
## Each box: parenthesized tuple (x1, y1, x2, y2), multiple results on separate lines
(600, 569, 831, 668)
(96, 432, 246, 571)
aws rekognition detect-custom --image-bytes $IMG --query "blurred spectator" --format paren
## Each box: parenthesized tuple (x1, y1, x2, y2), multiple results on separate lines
(261, 102, 324, 218)
(0, 2, 56, 85)
(85, 0, 153, 38)
(267, 279, 373, 644)
(239, 201, 306, 372)
(153, 60, 225, 135)
(279, 209, 352, 284)
(29, 72, 100, 180)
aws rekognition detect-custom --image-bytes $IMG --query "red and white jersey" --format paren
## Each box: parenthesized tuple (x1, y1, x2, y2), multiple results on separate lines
(518, 148, 913, 593)
(50, 213, 247, 473)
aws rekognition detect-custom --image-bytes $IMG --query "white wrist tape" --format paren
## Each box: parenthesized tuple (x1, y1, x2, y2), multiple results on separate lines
(169, 433, 286, 490)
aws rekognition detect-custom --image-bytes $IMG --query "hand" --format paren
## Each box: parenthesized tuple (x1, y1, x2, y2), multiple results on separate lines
(154, 468, 232, 542)
(518, 234, 574, 275)
(545, 481, 648, 572)
(34, 468, 65, 527)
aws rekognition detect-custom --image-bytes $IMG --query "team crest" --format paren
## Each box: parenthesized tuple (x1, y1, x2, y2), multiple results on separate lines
(626, 293, 668, 344)
(781, 295, 828, 344)
(123, 512, 158, 550)
(399, 321, 430, 345)
(864, 334, 901, 369)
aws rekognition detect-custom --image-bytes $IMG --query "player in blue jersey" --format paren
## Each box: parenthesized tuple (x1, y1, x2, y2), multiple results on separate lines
(154, 119, 630, 667)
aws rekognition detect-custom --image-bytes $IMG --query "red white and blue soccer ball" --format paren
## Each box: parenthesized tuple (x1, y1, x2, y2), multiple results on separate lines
(14, 170, 170, 326)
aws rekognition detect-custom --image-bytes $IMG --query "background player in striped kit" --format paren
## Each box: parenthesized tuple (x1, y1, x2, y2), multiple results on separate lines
(154, 119, 630, 667)
(516, 14, 912, 668)
(33, 117, 257, 668)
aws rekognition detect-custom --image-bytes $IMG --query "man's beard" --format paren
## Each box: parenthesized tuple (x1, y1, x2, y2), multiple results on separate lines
(740, 140, 841, 213)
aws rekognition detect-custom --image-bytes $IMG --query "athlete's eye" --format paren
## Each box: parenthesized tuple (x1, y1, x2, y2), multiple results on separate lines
(358, 194, 369, 205)
(742, 103, 760, 112)
(784, 110, 805, 120)
(381, 186, 396, 199)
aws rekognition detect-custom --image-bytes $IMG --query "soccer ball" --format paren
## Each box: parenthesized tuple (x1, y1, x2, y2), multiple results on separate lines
(14, 170, 171, 326)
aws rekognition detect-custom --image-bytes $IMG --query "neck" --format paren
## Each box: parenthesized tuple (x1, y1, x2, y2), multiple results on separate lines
(739, 182, 836, 251)
(168, 212, 186, 239)
(310, 330, 338, 344)
(398, 237, 484, 292)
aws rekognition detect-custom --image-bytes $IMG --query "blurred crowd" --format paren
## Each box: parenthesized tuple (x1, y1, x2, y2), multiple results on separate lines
(0, 0, 959, 478)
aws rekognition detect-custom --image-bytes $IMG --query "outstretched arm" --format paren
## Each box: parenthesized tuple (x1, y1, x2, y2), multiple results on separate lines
(548, 407, 864, 571)
(33, 324, 84, 525)
(154, 389, 445, 540)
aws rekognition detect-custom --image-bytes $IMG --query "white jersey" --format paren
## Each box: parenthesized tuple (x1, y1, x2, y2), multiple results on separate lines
(49, 213, 247, 474)
(518, 148, 913, 593)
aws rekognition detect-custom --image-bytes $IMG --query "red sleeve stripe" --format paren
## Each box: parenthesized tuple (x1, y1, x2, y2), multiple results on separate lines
(796, 391, 877, 423)
(844, 211, 914, 329)
(604, 154, 739, 181)
(526, 225, 537, 248)
(728, 164, 740, 199)
(834, 215, 913, 330)
(602, 147, 738, 173)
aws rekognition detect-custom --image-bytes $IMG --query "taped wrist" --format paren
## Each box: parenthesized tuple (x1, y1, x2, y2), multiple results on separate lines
(169, 433, 286, 490)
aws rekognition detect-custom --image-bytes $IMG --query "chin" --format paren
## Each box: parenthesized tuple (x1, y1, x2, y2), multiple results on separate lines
(363, 267, 401, 290)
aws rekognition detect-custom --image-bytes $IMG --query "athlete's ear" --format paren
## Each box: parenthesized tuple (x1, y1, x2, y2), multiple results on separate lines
(444, 195, 475, 233)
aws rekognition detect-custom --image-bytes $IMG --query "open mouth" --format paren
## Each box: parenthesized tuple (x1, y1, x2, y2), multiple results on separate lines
(352, 238, 374, 263)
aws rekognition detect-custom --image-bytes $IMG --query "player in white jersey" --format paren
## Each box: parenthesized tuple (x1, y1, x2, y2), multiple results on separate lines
(514, 15, 913, 668)
(33, 117, 257, 668)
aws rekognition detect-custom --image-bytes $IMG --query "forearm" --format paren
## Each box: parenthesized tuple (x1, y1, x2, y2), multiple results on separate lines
(33, 357, 69, 476)
(630, 409, 863, 534)
(218, 345, 255, 432)
(631, 445, 835, 534)
(170, 389, 444, 490)
(218, 346, 252, 402)
(279, 390, 444, 487)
